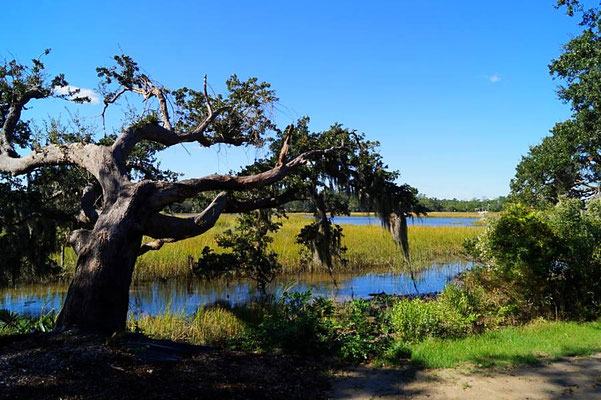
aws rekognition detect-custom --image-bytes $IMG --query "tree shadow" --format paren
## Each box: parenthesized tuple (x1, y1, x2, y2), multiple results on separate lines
(0, 332, 329, 400)
(463, 352, 601, 400)
(329, 351, 601, 399)
(329, 363, 431, 399)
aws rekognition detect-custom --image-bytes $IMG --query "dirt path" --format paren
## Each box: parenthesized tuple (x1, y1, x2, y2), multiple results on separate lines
(330, 354, 601, 399)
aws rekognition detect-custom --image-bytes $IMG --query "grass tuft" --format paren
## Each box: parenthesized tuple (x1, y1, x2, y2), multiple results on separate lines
(130, 305, 246, 346)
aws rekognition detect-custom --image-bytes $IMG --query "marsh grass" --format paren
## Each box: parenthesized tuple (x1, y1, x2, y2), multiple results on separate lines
(130, 304, 247, 346)
(58, 214, 480, 281)
(405, 319, 601, 368)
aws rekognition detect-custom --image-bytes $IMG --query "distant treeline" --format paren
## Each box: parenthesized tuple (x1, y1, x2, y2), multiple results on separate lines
(168, 194, 363, 214)
(169, 194, 507, 214)
(417, 195, 507, 212)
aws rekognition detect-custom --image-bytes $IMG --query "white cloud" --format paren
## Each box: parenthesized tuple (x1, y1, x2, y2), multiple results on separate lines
(53, 85, 100, 104)
(488, 74, 501, 83)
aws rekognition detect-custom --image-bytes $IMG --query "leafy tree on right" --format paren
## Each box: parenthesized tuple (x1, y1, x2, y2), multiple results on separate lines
(511, 1, 601, 206)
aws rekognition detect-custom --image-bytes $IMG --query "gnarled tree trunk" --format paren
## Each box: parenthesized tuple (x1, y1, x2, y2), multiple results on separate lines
(57, 195, 144, 333)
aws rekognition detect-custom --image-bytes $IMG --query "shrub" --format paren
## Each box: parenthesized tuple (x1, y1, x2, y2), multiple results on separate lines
(234, 292, 391, 362)
(194, 210, 283, 295)
(335, 299, 389, 362)
(0, 309, 55, 335)
(440, 270, 521, 331)
(236, 292, 339, 355)
(386, 298, 446, 343)
(469, 199, 601, 319)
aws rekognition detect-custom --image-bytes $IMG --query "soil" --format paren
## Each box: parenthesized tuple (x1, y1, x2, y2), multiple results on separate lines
(0, 332, 329, 399)
(330, 354, 601, 399)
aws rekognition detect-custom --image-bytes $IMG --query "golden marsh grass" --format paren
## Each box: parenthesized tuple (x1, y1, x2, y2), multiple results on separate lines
(60, 214, 481, 281)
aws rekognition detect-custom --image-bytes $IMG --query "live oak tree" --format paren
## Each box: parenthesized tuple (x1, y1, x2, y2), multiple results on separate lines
(511, 1, 601, 206)
(0, 53, 351, 333)
(1, 50, 423, 333)
(276, 122, 425, 269)
(241, 119, 424, 271)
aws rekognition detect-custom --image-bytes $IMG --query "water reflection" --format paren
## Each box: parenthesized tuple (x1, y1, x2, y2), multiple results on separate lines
(0, 262, 472, 317)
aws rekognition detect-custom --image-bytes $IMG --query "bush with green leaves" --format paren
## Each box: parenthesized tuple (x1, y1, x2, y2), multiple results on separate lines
(384, 293, 479, 344)
(236, 291, 338, 355)
(468, 199, 601, 319)
(438, 274, 520, 332)
(233, 292, 392, 362)
(386, 298, 446, 343)
(0, 309, 55, 335)
(335, 298, 392, 361)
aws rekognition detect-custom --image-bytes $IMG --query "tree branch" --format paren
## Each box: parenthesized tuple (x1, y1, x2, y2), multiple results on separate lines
(0, 143, 102, 177)
(203, 74, 213, 116)
(140, 189, 303, 254)
(224, 190, 302, 213)
(1, 88, 46, 155)
(142, 76, 172, 130)
(276, 125, 293, 167)
(138, 238, 175, 256)
(0, 140, 127, 210)
(68, 229, 92, 256)
(109, 72, 232, 165)
(111, 107, 226, 165)
(142, 192, 228, 252)
(76, 183, 101, 224)
(149, 142, 345, 209)
(100, 87, 127, 130)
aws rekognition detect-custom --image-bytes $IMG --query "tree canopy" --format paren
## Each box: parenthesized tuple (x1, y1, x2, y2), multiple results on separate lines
(511, 2, 601, 206)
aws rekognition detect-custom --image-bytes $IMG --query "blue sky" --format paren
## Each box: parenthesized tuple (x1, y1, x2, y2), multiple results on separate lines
(1, 1, 582, 199)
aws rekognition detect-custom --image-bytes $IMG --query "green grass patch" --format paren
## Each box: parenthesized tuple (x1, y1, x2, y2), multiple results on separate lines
(402, 319, 601, 368)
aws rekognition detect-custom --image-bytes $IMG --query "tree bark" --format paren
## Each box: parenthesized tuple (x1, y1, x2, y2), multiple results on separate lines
(56, 196, 144, 333)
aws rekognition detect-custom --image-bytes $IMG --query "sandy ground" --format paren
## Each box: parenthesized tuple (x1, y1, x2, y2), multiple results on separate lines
(330, 354, 601, 399)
